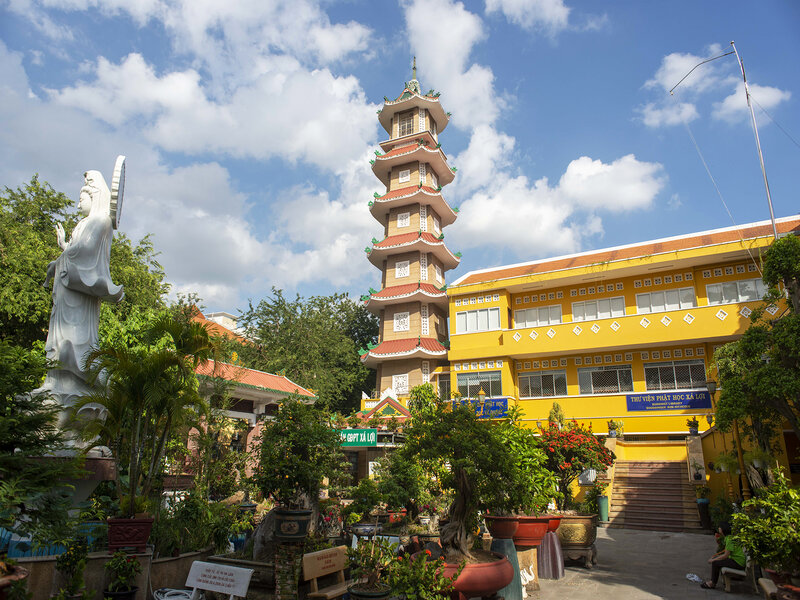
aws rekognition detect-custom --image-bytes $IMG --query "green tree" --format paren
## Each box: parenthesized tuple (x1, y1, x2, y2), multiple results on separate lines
(715, 234, 800, 444)
(237, 288, 378, 412)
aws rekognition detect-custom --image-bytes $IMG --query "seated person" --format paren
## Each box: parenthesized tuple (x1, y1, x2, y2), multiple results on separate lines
(701, 522, 746, 589)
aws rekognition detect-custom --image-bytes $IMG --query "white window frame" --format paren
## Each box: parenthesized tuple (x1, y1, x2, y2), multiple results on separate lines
(393, 311, 410, 332)
(572, 297, 625, 321)
(644, 359, 706, 391)
(398, 169, 411, 184)
(395, 260, 410, 279)
(514, 305, 562, 328)
(454, 307, 501, 334)
(399, 113, 414, 136)
(433, 215, 441, 234)
(430, 170, 438, 189)
(706, 278, 766, 305)
(420, 253, 428, 280)
(578, 364, 634, 395)
(636, 287, 696, 314)
(397, 211, 410, 228)
(435, 264, 443, 284)
(519, 369, 568, 398)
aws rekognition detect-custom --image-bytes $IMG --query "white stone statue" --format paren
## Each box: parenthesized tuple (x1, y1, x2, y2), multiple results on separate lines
(38, 158, 126, 432)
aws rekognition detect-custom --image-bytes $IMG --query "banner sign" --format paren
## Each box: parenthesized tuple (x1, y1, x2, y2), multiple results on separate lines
(454, 397, 509, 419)
(626, 390, 712, 412)
(339, 428, 377, 447)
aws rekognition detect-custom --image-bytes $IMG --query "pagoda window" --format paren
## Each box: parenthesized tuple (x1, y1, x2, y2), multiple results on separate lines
(399, 169, 411, 183)
(419, 162, 426, 184)
(393, 373, 409, 394)
(395, 260, 410, 278)
(399, 112, 414, 136)
(397, 211, 410, 228)
(421, 360, 430, 384)
(393, 311, 410, 332)
(420, 205, 428, 232)
(433, 216, 441, 234)
(421, 304, 429, 335)
(430, 170, 438, 189)
(419, 108, 426, 132)
(435, 264, 443, 284)
(420, 253, 428, 280)
(432, 120, 438, 141)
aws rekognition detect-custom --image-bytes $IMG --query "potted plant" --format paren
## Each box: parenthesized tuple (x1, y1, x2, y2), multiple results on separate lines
(691, 459, 705, 481)
(346, 536, 397, 600)
(732, 471, 800, 589)
(398, 385, 514, 599)
(686, 417, 700, 435)
(103, 550, 142, 600)
(713, 452, 739, 474)
(252, 397, 347, 541)
(695, 485, 713, 530)
(53, 538, 90, 600)
(388, 549, 462, 600)
(743, 447, 772, 470)
(606, 419, 622, 438)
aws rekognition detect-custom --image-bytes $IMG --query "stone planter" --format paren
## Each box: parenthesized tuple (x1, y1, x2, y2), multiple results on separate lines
(108, 517, 154, 553)
(513, 515, 550, 547)
(556, 513, 597, 549)
(208, 553, 274, 600)
(484, 515, 518, 539)
(149, 546, 214, 592)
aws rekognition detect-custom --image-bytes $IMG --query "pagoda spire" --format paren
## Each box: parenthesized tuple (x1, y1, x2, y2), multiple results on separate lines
(412, 56, 417, 80)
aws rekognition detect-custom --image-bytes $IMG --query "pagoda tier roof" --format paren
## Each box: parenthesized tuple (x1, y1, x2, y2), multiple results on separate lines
(370, 186, 457, 228)
(372, 143, 455, 187)
(378, 131, 438, 153)
(360, 337, 448, 367)
(366, 231, 461, 270)
(363, 282, 448, 314)
(378, 90, 450, 135)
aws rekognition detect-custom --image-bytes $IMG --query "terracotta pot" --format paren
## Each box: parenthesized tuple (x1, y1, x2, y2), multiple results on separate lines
(484, 515, 518, 539)
(556, 513, 598, 549)
(777, 583, 800, 600)
(440, 552, 513, 600)
(513, 515, 550, 547)
(107, 517, 154, 553)
(766, 569, 793, 585)
(546, 515, 562, 532)
(273, 507, 312, 541)
(387, 508, 407, 524)
(0, 566, 29, 600)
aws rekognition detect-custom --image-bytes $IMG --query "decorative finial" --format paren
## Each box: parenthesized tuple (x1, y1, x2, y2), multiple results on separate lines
(412, 56, 417, 80)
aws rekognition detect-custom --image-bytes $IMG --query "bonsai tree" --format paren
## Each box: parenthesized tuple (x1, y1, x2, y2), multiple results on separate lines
(732, 470, 800, 576)
(399, 384, 516, 561)
(251, 397, 346, 509)
(373, 451, 424, 514)
(537, 418, 615, 510)
(347, 536, 397, 595)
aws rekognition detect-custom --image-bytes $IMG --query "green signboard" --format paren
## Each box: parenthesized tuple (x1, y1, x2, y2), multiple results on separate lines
(339, 428, 378, 447)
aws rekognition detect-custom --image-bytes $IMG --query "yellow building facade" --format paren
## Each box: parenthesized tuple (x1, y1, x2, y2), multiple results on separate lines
(440, 216, 800, 481)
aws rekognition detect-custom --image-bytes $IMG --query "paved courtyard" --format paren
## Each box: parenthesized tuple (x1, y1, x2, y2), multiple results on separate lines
(534, 527, 755, 600)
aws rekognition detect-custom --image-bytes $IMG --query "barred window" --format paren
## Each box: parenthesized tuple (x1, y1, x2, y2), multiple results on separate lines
(572, 297, 625, 321)
(519, 370, 567, 398)
(636, 287, 696, 313)
(438, 373, 451, 401)
(399, 112, 414, 136)
(514, 305, 562, 328)
(578, 365, 633, 394)
(706, 278, 766, 305)
(457, 371, 502, 398)
(645, 360, 706, 391)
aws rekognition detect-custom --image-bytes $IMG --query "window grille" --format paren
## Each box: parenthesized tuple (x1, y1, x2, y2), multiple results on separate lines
(456, 371, 502, 398)
(393, 311, 410, 332)
(519, 370, 567, 398)
(398, 169, 411, 183)
(399, 112, 414, 136)
(419, 108, 426, 132)
(397, 212, 410, 228)
(421, 360, 430, 384)
(393, 373, 408, 394)
(578, 365, 633, 394)
(420, 205, 427, 231)
(421, 304, 429, 335)
(395, 260, 409, 278)
(644, 360, 706, 390)
(420, 253, 428, 280)
(438, 373, 451, 399)
(419, 162, 426, 184)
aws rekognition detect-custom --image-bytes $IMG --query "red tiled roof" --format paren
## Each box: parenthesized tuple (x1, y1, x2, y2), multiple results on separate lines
(361, 337, 447, 358)
(373, 232, 444, 248)
(455, 217, 800, 287)
(377, 185, 440, 200)
(370, 283, 445, 299)
(191, 309, 246, 343)
(380, 144, 419, 159)
(364, 397, 411, 420)
(196, 360, 315, 398)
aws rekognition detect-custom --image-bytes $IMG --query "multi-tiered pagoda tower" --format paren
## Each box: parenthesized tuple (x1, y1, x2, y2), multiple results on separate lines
(361, 63, 459, 403)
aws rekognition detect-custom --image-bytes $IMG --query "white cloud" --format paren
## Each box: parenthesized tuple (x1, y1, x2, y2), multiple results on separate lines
(644, 45, 728, 95)
(485, 0, 570, 34)
(637, 101, 698, 128)
(451, 124, 515, 195)
(713, 82, 791, 124)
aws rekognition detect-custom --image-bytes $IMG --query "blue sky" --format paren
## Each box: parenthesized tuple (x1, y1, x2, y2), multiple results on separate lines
(1, 0, 798, 314)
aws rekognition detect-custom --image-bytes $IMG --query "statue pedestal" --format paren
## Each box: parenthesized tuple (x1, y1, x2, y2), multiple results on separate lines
(490, 537, 523, 600)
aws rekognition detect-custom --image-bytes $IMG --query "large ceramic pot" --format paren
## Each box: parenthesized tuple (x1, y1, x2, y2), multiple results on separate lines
(513, 515, 550, 547)
(556, 513, 597, 549)
(0, 566, 29, 600)
(347, 583, 392, 600)
(440, 552, 514, 600)
(777, 584, 800, 600)
(484, 515, 519, 539)
(273, 507, 312, 541)
(107, 516, 154, 552)
(546, 515, 562, 532)
(102, 587, 138, 600)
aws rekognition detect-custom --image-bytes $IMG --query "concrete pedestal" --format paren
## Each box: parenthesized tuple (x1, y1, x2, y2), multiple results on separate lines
(490, 538, 523, 600)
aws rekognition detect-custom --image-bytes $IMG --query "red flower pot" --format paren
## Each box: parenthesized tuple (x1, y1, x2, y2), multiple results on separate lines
(484, 515, 519, 539)
(513, 515, 550, 547)
(546, 515, 562, 532)
(107, 516, 154, 553)
(387, 508, 407, 523)
(441, 552, 513, 600)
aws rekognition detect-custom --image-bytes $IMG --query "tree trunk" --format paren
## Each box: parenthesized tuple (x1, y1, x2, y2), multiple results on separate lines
(440, 468, 474, 560)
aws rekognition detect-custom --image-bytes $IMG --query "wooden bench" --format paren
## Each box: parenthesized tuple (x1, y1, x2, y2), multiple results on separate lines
(302, 545, 350, 600)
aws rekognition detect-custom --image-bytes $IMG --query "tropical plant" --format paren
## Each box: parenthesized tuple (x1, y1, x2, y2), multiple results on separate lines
(732, 470, 800, 575)
(344, 477, 382, 525)
(347, 536, 397, 592)
(742, 447, 773, 468)
(373, 451, 424, 512)
(399, 384, 517, 561)
(606, 419, 622, 432)
(251, 397, 346, 509)
(52, 537, 90, 599)
(712, 452, 740, 473)
(579, 480, 608, 514)
(686, 417, 700, 429)
(537, 419, 615, 510)
(388, 550, 462, 600)
(695, 485, 711, 499)
(104, 550, 142, 592)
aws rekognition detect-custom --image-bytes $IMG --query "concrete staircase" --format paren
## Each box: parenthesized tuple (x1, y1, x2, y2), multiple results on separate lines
(608, 461, 705, 533)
